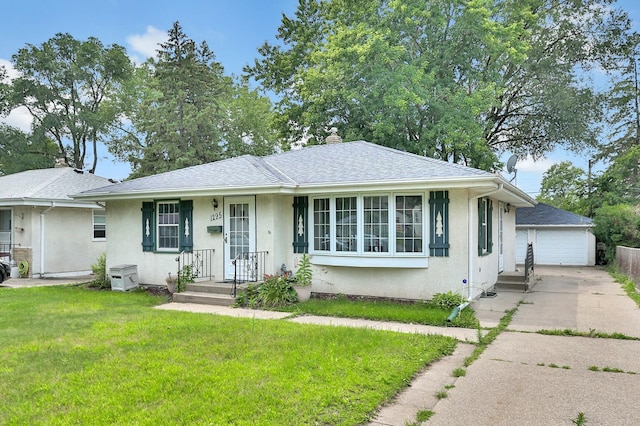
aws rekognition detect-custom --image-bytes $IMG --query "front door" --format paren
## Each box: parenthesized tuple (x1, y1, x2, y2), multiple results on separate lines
(224, 197, 256, 280)
(498, 202, 504, 272)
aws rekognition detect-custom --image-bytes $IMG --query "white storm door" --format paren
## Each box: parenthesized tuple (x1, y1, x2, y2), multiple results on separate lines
(224, 197, 256, 280)
(498, 203, 504, 272)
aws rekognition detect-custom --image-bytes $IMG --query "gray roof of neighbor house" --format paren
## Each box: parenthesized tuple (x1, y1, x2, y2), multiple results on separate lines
(516, 202, 593, 226)
(74, 141, 534, 206)
(0, 166, 112, 207)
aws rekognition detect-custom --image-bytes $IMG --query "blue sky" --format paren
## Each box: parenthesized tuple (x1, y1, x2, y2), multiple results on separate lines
(1, 0, 639, 196)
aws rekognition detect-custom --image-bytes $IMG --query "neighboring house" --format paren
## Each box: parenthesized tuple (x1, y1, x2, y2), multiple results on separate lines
(74, 137, 535, 301)
(516, 202, 595, 266)
(0, 161, 112, 278)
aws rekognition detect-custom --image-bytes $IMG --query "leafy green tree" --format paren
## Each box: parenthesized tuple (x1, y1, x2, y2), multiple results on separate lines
(537, 161, 589, 216)
(110, 22, 279, 178)
(596, 34, 640, 207)
(0, 124, 58, 175)
(592, 204, 640, 262)
(221, 79, 280, 158)
(247, 0, 632, 170)
(594, 146, 640, 206)
(0, 33, 133, 173)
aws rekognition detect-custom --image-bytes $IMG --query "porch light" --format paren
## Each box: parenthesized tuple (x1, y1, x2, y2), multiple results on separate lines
(212, 199, 219, 209)
(504, 203, 511, 213)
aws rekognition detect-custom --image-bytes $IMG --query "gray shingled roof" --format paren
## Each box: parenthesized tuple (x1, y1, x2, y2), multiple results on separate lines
(77, 141, 494, 197)
(0, 167, 112, 202)
(516, 203, 593, 226)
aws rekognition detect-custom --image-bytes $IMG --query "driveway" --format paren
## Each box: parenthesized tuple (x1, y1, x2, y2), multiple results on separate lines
(428, 266, 640, 425)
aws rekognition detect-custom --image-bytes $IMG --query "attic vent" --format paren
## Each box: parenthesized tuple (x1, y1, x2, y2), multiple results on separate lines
(325, 127, 342, 144)
(54, 158, 70, 168)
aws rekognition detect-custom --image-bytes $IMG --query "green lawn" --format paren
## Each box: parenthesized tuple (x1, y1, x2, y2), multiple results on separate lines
(280, 296, 479, 328)
(0, 286, 457, 425)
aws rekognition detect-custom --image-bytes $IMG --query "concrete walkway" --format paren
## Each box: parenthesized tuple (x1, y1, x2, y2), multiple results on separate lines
(428, 266, 640, 426)
(0, 275, 93, 288)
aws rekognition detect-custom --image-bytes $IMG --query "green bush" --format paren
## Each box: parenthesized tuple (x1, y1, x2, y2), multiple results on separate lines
(592, 204, 640, 262)
(91, 253, 110, 289)
(236, 275, 297, 309)
(176, 264, 196, 293)
(432, 291, 466, 309)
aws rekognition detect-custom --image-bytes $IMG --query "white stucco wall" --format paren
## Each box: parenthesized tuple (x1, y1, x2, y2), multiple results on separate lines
(7, 205, 104, 276)
(308, 189, 497, 301)
(105, 189, 510, 300)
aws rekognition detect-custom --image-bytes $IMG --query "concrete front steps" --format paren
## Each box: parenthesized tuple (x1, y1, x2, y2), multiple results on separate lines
(494, 270, 533, 292)
(172, 281, 240, 306)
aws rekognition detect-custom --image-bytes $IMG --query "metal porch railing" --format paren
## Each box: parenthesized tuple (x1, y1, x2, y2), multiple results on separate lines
(525, 243, 534, 282)
(0, 243, 18, 261)
(175, 249, 216, 291)
(232, 251, 268, 297)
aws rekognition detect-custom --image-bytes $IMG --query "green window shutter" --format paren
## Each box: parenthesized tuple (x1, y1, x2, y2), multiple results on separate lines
(478, 198, 485, 256)
(487, 199, 493, 254)
(179, 200, 194, 252)
(292, 196, 309, 253)
(141, 202, 155, 252)
(429, 191, 449, 256)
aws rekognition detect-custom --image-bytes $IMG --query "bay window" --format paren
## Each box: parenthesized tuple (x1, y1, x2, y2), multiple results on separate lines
(310, 193, 424, 257)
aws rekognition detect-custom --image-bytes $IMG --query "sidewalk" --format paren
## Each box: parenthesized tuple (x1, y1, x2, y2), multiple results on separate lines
(155, 302, 484, 342)
(0, 275, 93, 288)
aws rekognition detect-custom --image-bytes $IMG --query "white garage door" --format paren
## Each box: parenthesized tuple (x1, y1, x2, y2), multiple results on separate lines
(535, 229, 588, 265)
(515, 230, 528, 264)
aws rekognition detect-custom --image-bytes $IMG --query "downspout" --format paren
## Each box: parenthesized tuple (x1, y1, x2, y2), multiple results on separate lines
(448, 183, 503, 322)
(39, 203, 56, 278)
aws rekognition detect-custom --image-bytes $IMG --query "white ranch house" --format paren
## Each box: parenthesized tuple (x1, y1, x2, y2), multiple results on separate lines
(0, 162, 110, 278)
(75, 139, 535, 301)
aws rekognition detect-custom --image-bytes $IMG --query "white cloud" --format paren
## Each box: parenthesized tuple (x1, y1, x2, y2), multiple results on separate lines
(0, 58, 19, 82)
(126, 26, 168, 63)
(2, 106, 33, 132)
(516, 156, 557, 173)
(0, 59, 32, 132)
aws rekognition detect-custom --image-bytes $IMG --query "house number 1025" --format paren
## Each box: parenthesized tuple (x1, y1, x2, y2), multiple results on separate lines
(210, 212, 223, 221)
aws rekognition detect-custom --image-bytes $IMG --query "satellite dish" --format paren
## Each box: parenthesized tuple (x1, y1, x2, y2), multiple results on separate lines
(506, 155, 518, 182)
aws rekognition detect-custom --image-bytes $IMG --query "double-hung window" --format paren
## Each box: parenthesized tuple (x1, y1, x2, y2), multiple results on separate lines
(310, 194, 424, 259)
(478, 197, 493, 255)
(92, 209, 106, 240)
(141, 200, 193, 252)
(157, 201, 180, 251)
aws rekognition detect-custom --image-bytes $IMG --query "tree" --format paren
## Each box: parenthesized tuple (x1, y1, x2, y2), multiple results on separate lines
(592, 204, 640, 262)
(221, 79, 281, 158)
(0, 33, 133, 173)
(594, 146, 640, 206)
(109, 22, 279, 178)
(0, 124, 58, 175)
(595, 34, 640, 207)
(537, 161, 589, 216)
(247, 0, 632, 170)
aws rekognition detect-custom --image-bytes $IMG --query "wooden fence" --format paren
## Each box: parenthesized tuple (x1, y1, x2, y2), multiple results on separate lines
(617, 246, 640, 288)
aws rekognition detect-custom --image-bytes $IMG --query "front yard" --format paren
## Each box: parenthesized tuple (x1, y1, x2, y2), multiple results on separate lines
(0, 286, 457, 425)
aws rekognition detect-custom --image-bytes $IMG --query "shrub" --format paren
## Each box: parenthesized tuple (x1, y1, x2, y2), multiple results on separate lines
(432, 291, 466, 309)
(235, 275, 297, 309)
(91, 253, 110, 289)
(176, 264, 196, 293)
(592, 203, 640, 262)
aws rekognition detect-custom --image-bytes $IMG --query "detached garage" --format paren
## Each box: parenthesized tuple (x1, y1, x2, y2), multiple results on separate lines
(516, 203, 595, 266)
